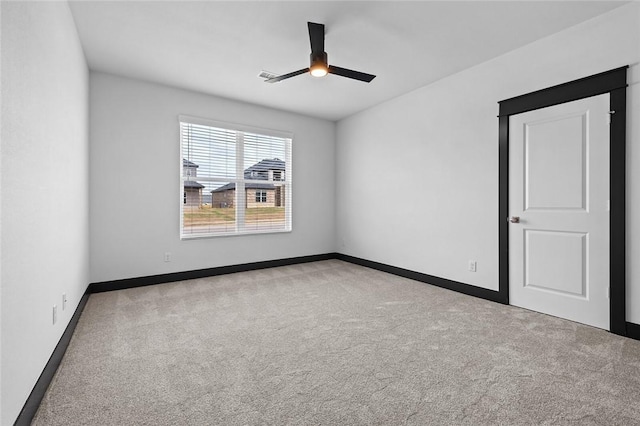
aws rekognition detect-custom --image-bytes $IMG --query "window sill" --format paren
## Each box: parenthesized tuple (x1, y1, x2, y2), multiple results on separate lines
(180, 228, 292, 240)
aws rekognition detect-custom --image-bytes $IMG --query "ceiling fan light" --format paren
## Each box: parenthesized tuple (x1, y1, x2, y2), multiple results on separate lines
(310, 65, 328, 77)
(309, 51, 328, 77)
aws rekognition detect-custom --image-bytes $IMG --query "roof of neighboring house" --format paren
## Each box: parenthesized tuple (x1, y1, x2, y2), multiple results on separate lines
(183, 159, 199, 168)
(211, 182, 276, 193)
(212, 158, 285, 193)
(184, 180, 204, 189)
(244, 158, 284, 178)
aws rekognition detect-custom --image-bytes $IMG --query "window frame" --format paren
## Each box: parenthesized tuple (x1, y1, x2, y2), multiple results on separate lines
(255, 190, 268, 203)
(179, 115, 293, 239)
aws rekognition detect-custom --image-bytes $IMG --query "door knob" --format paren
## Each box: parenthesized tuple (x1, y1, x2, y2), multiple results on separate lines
(509, 216, 520, 223)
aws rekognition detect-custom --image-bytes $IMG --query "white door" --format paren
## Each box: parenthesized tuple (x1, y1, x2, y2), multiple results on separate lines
(509, 93, 610, 329)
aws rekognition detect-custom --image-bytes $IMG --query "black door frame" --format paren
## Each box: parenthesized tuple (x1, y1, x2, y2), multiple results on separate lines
(497, 66, 628, 336)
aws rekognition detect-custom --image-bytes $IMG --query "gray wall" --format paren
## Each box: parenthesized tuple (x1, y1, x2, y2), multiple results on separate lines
(0, 2, 90, 424)
(336, 4, 640, 322)
(89, 73, 336, 283)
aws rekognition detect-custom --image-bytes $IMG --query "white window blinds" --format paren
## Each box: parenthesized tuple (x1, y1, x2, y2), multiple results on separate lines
(180, 117, 292, 238)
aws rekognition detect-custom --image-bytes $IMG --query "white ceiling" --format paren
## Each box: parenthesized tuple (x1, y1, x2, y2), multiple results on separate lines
(68, 1, 627, 121)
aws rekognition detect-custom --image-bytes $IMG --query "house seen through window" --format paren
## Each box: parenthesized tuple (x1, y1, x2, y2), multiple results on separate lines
(180, 116, 292, 238)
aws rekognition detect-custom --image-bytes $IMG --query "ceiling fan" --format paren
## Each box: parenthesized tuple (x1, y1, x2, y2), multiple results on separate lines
(265, 22, 376, 84)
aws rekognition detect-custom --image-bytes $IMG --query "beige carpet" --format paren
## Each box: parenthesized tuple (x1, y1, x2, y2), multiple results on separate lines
(33, 260, 640, 425)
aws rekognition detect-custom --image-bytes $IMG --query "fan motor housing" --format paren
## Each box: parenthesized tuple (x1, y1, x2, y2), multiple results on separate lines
(310, 51, 328, 68)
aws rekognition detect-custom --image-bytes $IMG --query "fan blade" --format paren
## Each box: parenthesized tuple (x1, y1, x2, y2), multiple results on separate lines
(328, 65, 376, 83)
(308, 22, 325, 55)
(265, 68, 309, 83)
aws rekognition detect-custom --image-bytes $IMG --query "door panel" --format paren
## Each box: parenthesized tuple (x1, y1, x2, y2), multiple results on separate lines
(525, 113, 586, 210)
(509, 93, 609, 329)
(525, 230, 587, 298)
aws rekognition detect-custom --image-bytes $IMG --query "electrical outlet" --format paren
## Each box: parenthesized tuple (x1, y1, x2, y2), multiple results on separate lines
(164, 252, 171, 262)
(62, 293, 67, 311)
(52, 305, 57, 325)
(468, 260, 477, 272)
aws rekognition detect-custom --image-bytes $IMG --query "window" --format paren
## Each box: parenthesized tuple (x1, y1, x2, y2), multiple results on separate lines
(255, 190, 267, 203)
(180, 116, 292, 238)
